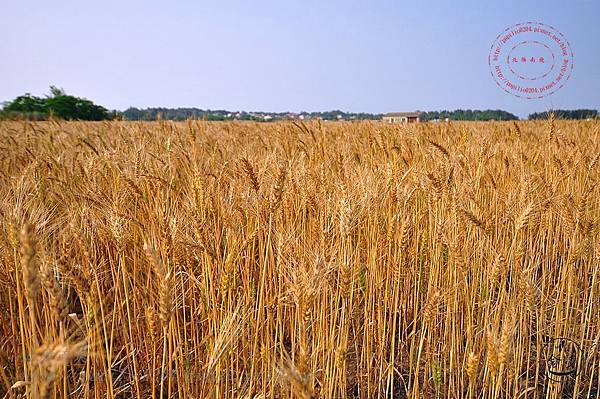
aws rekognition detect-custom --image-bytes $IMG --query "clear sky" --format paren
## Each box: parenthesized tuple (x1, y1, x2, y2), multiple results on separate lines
(1, 0, 598, 118)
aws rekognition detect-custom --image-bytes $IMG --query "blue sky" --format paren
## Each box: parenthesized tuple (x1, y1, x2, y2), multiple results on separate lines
(1, 0, 598, 118)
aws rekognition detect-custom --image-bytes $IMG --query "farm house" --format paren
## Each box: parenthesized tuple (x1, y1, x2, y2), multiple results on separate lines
(382, 111, 422, 123)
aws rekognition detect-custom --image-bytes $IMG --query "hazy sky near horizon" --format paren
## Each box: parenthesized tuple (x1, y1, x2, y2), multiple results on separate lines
(1, 0, 599, 118)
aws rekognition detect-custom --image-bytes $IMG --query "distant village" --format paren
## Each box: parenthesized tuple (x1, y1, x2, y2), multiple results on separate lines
(121, 108, 534, 122)
(6, 89, 593, 122)
(121, 108, 384, 122)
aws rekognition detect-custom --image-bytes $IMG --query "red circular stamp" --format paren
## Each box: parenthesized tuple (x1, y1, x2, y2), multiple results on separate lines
(488, 22, 573, 99)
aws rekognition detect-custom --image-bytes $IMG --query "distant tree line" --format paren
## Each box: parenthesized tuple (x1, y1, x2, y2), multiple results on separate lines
(123, 107, 236, 121)
(121, 107, 384, 121)
(75, 107, 600, 122)
(120, 108, 523, 122)
(1, 86, 113, 121)
(528, 109, 598, 120)
(2, 89, 597, 122)
(419, 109, 519, 121)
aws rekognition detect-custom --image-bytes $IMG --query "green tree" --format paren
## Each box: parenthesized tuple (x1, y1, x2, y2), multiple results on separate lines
(1, 94, 48, 119)
(46, 95, 109, 120)
(528, 109, 598, 120)
(1, 86, 111, 121)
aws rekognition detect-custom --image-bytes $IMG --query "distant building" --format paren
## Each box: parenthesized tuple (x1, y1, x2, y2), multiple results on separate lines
(383, 112, 422, 123)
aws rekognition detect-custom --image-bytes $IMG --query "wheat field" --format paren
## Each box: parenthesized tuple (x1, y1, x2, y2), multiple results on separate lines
(0, 118, 598, 398)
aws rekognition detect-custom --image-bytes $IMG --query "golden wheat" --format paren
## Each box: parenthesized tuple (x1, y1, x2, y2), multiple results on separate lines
(0, 118, 598, 398)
